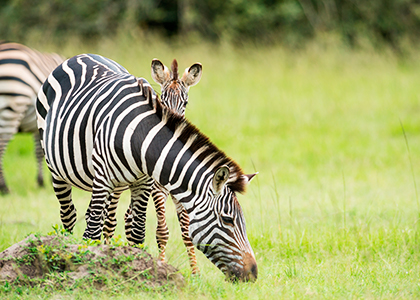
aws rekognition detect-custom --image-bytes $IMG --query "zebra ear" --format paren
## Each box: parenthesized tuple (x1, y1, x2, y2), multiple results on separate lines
(242, 173, 258, 184)
(138, 78, 158, 107)
(181, 63, 202, 87)
(213, 165, 230, 194)
(151, 59, 171, 85)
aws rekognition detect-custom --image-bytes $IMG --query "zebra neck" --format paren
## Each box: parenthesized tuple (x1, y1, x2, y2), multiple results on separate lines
(134, 114, 218, 210)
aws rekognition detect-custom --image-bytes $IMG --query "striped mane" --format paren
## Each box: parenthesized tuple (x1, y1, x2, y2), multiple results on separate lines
(144, 85, 248, 194)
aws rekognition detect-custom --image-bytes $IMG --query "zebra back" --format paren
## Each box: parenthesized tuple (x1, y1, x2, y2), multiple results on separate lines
(0, 43, 64, 133)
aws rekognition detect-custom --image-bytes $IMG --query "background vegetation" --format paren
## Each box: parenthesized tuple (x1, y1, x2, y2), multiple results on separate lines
(2, 0, 420, 49)
(1, 0, 420, 298)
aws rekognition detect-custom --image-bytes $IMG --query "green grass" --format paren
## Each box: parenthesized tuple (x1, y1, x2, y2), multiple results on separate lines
(1, 35, 420, 298)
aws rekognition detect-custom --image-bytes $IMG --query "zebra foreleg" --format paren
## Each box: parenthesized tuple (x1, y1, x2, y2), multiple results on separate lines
(103, 191, 123, 244)
(83, 179, 113, 241)
(52, 176, 77, 232)
(126, 175, 154, 245)
(174, 200, 199, 274)
(33, 132, 44, 187)
(152, 183, 170, 261)
(0, 136, 12, 194)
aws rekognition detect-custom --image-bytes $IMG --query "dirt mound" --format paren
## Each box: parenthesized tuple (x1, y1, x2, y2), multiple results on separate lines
(0, 234, 184, 290)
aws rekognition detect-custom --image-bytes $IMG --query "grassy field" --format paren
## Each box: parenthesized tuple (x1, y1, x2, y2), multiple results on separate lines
(1, 35, 420, 299)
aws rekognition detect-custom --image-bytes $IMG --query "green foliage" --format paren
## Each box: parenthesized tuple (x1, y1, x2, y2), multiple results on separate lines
(48, 224, 72, 237)
(2, 0, 420, 48)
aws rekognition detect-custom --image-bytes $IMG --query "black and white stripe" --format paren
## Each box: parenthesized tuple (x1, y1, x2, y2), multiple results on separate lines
(36, 53, 258, 281)
(0, 42, 64, 193)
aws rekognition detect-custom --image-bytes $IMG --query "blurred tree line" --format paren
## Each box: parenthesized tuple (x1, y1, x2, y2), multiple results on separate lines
(1, 0, 420, 48)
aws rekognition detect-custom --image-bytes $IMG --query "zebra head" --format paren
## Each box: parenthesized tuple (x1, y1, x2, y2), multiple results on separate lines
(189, 165, 258, 282)
(151, 58, 202, 115)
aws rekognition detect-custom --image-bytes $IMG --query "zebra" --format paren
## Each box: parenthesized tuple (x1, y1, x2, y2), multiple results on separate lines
(125, 58, 203, 273)
(0, 42, 64, 193)
(36, 53, 258, 281)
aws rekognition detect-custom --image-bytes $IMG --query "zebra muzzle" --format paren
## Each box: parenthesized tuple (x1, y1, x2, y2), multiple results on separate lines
(225, 252, 258, 283)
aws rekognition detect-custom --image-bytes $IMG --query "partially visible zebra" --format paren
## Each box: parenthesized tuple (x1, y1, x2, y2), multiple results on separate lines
(36, 54, 258, 281)
(0, 42, 64, 193)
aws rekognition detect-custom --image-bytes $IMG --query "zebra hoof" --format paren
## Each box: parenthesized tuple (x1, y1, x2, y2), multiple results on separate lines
(158, 251, 166, 262)
(37, 176, 44, 187)
(0, 185, 10, 194)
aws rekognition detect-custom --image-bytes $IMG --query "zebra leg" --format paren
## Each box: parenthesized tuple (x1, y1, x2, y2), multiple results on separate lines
(103, 191, 123, 244)
(33, 132, 44, 187)
(0, 135, 12, 194)
(124, 206, 133, 242)
(52, 176, 77, 232)
(83, 179, 113, 241)
(126, 175, 154, 245)
(152, 183, 170, 261)
(174, 200, 199, 274)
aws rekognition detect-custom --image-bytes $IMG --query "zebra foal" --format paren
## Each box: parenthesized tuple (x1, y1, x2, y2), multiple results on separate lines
(0, 42, 64, 193)
(125, 58, 203, 273)
(36, 54, 258, 281)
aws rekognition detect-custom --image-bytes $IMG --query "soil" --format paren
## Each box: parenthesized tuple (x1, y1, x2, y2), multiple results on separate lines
(0, 235, 184, 290)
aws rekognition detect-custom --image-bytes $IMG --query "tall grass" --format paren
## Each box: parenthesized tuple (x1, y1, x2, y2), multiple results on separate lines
(1, 35, 420, 298)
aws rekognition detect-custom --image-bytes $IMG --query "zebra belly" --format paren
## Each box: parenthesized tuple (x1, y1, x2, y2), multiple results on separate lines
(43, 128, 136, 193)
(43, 121, 95, 192)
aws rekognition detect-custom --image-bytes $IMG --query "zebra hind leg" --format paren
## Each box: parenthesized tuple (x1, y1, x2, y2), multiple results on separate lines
(175, 200, 199, 274)
(83, 179, 113, 241)
(33, 133, 44, 187)
(103, 191, 123, 244)
(126, 175, 154, 245)
(124, 206, 133, 243)
(152, 183, 170, 261)
(52, 176, 77, 232)
(0, 136, 12, 194)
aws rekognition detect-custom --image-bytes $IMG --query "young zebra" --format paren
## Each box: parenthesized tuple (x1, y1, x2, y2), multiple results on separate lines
(0, 42, 64, 193)
(103, 58, 203, 273)
(130, 58, 203, 273)
(36, 54, 258, 281)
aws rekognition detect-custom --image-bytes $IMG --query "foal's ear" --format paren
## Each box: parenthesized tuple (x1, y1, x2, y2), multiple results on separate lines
(151, 59, 171, 85)
(181, 63, 202, 87)
(213, 165, 230, 194)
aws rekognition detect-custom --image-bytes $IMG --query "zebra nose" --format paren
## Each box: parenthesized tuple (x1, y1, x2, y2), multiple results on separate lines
(242, 252, 258, 282)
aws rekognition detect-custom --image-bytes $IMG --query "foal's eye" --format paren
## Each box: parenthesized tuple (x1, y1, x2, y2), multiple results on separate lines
(221, 215, 234, 225)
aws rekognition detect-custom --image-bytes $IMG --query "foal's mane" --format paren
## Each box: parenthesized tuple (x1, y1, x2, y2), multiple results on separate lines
(171, 59, 178, 81)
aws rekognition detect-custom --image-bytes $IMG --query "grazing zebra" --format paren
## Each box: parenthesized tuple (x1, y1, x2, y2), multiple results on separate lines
(124, 58, 203, 273)
(0, 42, 64, 193)
(36, 54, 258, 281)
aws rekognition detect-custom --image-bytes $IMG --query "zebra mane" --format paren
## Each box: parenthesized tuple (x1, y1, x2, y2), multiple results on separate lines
(171, 59, 178, 81)
(144, 85, 248, 194)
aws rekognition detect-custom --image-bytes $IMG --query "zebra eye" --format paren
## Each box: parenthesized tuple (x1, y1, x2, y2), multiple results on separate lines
(221, 215, 234, 225)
